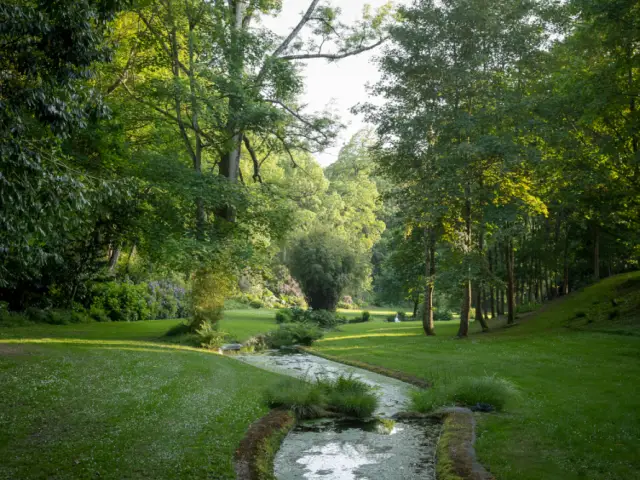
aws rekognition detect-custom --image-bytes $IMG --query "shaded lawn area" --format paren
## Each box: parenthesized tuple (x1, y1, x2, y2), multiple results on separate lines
(0, 313, 285, 479)
(310, 273, 640, 480)
(0, 309, 278, 343)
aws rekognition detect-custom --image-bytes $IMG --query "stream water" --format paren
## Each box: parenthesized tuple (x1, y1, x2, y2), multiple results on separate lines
(236, 352, 440, 480)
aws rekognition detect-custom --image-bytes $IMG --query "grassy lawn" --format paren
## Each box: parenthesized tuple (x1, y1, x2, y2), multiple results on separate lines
(0, 311, 284, 480)
(0, 309, 278, 344)
(310, 272, 640, 480)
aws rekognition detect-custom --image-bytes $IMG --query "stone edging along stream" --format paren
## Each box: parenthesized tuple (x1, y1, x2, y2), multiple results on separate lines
(234, 408, 295, 480)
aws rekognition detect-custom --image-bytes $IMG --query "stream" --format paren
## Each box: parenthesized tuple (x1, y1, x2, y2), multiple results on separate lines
(236, 352, 440, 480)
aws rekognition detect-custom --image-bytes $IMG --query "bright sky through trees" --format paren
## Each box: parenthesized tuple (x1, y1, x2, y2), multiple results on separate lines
(262, 0, 406, 166)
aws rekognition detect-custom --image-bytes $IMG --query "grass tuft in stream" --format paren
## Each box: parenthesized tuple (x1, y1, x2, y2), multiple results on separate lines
(411, 375, 519, 413)
(264, 374, 378, 419)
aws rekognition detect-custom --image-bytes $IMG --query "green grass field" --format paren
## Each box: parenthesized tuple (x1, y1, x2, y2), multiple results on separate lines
(311, 272, 640, 480)
(2, 275, 639, 479)
(0, 310, 283, 479)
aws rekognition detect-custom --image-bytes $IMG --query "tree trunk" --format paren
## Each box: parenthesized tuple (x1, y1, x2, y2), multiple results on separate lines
(218, 1, 249, 222)
(505, 240, 515, 325)
(413, 294, 420, 318)
(593, 223, 600, 281)
(108, 245, 121, 272)
(458, 279, 471, 337)
(489, 249, 495, 319)
(422, 229, 436, 336)
(475, 226, 489, 332)
(458, 192, 472, 337)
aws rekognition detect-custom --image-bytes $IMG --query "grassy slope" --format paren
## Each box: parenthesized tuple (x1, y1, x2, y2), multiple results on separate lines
(0, 310, 284, 480)
(310, 272, 640, 480)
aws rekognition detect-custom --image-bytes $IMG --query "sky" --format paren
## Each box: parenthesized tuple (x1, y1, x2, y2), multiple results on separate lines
(262, 1, 401, 166)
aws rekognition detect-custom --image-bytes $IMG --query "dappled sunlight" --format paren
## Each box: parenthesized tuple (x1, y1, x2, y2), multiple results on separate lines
(0, 338, 220, 355)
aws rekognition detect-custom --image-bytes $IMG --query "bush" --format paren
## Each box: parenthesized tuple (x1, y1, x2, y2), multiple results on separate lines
(275, 309, 294, 324)
(249, 299, 264, 309)
(196, 322, 228, 349)
(243, 334, 269, 352)
(288, 228, 360, 311)
(433, 309, 454, 321)
(411, 375, 519, 413)
(89, 306, 110, 322)
(264, 375, 378, 420)
(264, 323, 324, 348)
(25, 307, 52, 324)
(362, 311, 371, 322)
(307, 309, 345, 328)
(148, 280, 188, 319)
(0, 308, 30, 327)
(91, 282, 151, 322)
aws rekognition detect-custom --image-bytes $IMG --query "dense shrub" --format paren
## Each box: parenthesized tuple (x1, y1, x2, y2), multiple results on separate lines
(196, 322, 229, 349)
(362, 311, 371, 322)
(243, 334, 269, 352)
(275, 309, 294, 324)
(417, 304, 455, 321)
(89, 306, 110, 322)
(264, 323, 324, 348)
(347, 311, 371, 324)
(288, 229, 359, 310)
(433, 309, 454, 321)
(411, 376, 519, 413)
(148, 280, 188, 319)
(91, 282, 151, 322)
(249, 299, 264, 309)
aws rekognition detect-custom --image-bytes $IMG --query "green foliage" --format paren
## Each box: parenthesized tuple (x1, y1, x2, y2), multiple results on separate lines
(318, 375, 378, 419)
(362, 311, 371, 322)
(249, 300, 264, 309)
(412, 375, 518, 413)
(264, 374, 378, 420)
(264, 378, 327, 419)
(288, 229, 360, 311)
(275, 309, 294, 324)
(264, 323, 324, 348)
(196, 322, 229, 350)
(91, 282, 151, 322)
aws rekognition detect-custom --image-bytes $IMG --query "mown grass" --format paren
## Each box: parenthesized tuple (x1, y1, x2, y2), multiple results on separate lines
(0, 309, 278, 344)
(309, 272, 640, 480)
(0, 312, 285, 479)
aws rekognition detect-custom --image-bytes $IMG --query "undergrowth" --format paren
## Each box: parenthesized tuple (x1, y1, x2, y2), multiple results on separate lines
(412, 375, 519, 413)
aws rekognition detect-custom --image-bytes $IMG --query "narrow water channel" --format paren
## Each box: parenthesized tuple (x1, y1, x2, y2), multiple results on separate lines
(236, 352, 440, 480)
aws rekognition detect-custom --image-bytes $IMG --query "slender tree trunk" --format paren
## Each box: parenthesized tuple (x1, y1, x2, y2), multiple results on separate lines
(489, 249, 495, 319)
(422, 229, 436, 336)
(506, 239, 515, 325)
(593, 223, 600, 281)
(413, 294, 420, 318)
(475, 236, 489, 331)
(218, 1, 249, 221)
(458, 192, 472, 337)
(108, 245, 121, 272)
